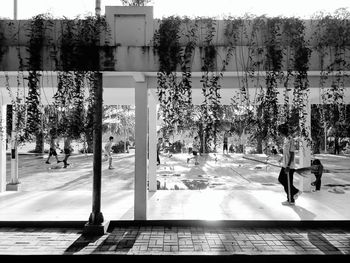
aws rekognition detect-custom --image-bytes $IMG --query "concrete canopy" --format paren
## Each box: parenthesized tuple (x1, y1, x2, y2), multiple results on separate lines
(1, 6, 350, 223)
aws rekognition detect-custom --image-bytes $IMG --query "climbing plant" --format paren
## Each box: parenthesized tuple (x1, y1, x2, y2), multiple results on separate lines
(24, 14, 54, 152)
(178, 17, 198, 130)
(0, 10, 350, 155)
(154, 16, 184, 136)
(52, 15, 111, 152)
(281, 18, 311, 145)
(0, 22, 5, 64)
(224, 15, 266, 152)
(121, 0, 152, 6)
(198, 18, 222, 152)
(262, 18, 284, 142)
(312, 8, 350, 154)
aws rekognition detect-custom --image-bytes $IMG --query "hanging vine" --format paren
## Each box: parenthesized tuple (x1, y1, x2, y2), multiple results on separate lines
(154, 16, 182, 136)
(24, 14, 51, 152)
(178, 17, 199, 130)
(224, 16, 266, 152)
(312, 8, 350, 153)
(198, 18, 222, 152)
(52, 15, 110, 152)
(3, 20, 28, 146)
(283, 18, 311, 142)
(0, 22, 5, 65)
(0, 11, 350, 155)
(260, 18, 284, 143)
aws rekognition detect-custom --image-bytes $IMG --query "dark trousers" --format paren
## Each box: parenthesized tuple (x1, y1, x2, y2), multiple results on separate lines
(278, 167, 299, 202)
(312, 173, 322, 190)
(157, 151, 160, 164)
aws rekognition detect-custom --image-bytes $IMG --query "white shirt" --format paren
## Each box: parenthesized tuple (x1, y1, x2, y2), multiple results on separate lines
(282, 137, 296, 169)
(104, 141, 113, 156)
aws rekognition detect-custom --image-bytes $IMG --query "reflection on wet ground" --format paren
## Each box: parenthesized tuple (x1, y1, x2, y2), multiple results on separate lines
(6, 151, 350, 193)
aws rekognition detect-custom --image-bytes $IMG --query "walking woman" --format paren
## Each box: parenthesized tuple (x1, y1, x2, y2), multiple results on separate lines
(278, 123, 302, 206)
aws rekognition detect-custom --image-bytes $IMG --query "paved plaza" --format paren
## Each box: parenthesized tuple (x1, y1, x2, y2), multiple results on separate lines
(1, 150, 350, 260)
(0, 223, 349, 262)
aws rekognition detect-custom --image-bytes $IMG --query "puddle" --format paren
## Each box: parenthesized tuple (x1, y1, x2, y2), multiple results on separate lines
(182, 179, 209, 190)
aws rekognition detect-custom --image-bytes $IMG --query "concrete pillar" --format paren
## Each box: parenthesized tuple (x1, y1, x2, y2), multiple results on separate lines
(83, 72, 109, 235)
(95, 0, 101, 16)
(134, 75, 148, 220)
(148, 89, 157, 192)
(299, 96, 312, 168)
(0, 103, 6, 193)
(14, 0, 17, 20)
(298, 94, 312, 192)
(7, 106, 20, 191)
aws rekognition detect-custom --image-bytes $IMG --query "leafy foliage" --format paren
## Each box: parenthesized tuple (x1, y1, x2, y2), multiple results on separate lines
(154, 17, 196, 137)
(121, 0, 152, 6)
(312, 8, 350, 153)
(23, 14, 51, 150)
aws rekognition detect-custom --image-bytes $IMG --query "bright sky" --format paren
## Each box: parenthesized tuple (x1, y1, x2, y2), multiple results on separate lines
(0, 0, 349, 19)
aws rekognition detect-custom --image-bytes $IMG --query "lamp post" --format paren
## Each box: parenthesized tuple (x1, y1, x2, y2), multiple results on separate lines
(95, 0, 101, 16)
(14, 0, 17, 20)
(83, 72, 109, 235)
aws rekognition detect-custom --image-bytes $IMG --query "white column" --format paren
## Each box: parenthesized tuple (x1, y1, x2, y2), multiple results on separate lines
(148, 89, 157, 192)
(7, 107, 20, 191)
(299, 97, 311, 168)
(134, 77, 148, 220)
(298, 94, 312, 192)
(0, 103, 6, 193)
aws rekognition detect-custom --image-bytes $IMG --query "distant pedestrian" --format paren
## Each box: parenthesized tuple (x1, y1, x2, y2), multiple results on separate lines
(223, 132, 229, 154)
(104, 136, 114, 169)
(157, 137, 163, 165)
(277, 123, 302, 206)
(63, 137, 73, 168)
(187, 136, 200, 165)
(311, 159, 324, 191)
(271, 146, 278, 155)
(45, 136, 62, 164)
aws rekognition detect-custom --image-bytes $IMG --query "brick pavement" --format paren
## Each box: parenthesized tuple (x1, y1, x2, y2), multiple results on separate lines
(0, 225, 349, 257)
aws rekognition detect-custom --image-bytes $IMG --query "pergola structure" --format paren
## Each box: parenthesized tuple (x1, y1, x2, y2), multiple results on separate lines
(0, 6, 350, 234)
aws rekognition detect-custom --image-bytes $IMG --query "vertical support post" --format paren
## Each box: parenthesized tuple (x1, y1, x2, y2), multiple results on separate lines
(299, 99, 311, 168)
(134, 76, 148, 220)
(0, 103, 6, 193)
(298, 95, 312, 192)
(95, 0, 101, 16)
(7, 106, 20, 191)
(83, 72, 109, 235)
(14, 0, 17, 20)
(148, 89, 157, 192)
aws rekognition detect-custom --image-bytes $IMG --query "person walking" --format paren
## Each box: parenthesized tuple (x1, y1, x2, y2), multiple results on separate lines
(45, 136, 62, 164)
(223, 131, 229, 154)
(157, 137, 163, 165)
(187, 136, 200, 165)
(277, 123, 302, 206)
(104, 136, 114, 169)
(311, 159, 324, 191)
(62, 137, 73, 168)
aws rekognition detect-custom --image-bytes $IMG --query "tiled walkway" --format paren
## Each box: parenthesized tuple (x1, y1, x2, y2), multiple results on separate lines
(0, 224, 349, 256)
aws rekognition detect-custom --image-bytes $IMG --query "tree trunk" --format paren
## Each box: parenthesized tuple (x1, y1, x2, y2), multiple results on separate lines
(313, 139, 321, 154)
(256, 137, 263, 154)
(334, 134, 340, 155)
(34, 131, 44, 153)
